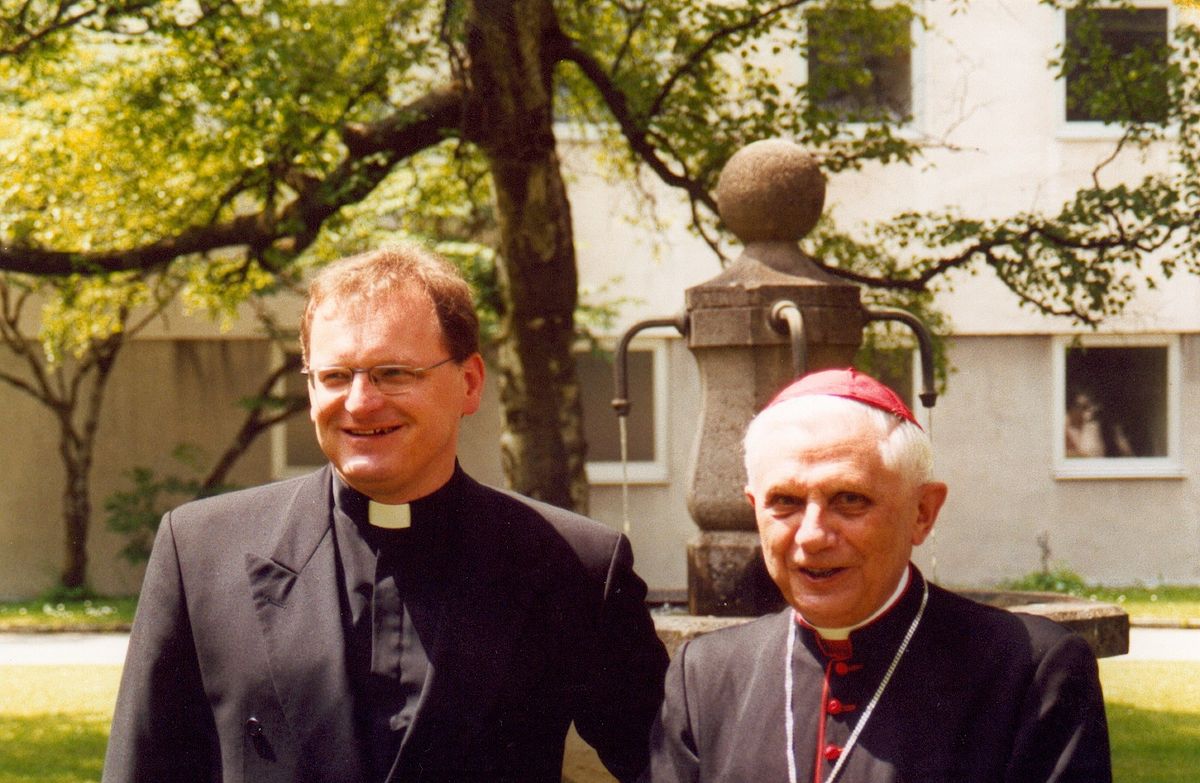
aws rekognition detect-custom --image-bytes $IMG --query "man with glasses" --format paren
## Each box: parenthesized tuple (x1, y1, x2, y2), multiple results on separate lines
(104, 246, 668, 783)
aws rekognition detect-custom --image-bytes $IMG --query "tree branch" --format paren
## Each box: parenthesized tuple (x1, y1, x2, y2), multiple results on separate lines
(558, 38, 718, 215)
(0, 83, 467, 276)
(646, 0, 810, 119)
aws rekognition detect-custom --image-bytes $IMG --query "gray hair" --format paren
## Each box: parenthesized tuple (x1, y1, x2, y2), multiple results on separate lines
(743, 394, 934, 488)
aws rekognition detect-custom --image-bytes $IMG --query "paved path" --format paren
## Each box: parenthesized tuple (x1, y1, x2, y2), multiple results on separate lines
(2, 627, 1200, 665)
(0, 632, 130, 665)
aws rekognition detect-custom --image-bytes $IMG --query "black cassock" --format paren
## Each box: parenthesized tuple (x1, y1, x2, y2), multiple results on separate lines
(648, 567, 1111, 783)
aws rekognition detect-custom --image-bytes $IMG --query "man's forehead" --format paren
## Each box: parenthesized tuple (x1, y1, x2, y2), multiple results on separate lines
(748, 412, 889, 481)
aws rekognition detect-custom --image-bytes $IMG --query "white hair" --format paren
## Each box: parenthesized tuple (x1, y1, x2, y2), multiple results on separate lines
(743, 394, 934, 488)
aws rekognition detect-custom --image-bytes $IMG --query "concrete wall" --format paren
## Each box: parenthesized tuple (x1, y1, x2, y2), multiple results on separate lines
(912, 334, 1200, 587)
(0, 339, 276, 599)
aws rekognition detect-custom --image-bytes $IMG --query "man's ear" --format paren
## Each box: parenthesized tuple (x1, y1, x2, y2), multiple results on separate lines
(911, 482, 948, 546)
(459, 353, 485, 416)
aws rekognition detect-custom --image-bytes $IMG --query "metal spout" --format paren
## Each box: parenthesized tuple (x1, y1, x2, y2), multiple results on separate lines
(611, 312, 689, 417)
(863, 306, 938, 409)
(768, 300, 807, 378)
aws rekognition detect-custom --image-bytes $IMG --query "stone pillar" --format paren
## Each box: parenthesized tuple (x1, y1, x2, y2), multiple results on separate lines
(685, 139, 865, 616)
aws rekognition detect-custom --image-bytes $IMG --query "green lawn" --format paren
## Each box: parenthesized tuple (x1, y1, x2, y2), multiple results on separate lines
(2, 590, 1199, 782)
(1, 660, 1198, 783)
(1087, 586, 1200, 624)
(0, 599, 136, 633)
(1100, 659, 1200, 783)
(0, 666, 121, 783)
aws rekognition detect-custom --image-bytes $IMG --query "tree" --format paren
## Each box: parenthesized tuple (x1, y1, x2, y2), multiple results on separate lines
(2, 0, 1198, 587)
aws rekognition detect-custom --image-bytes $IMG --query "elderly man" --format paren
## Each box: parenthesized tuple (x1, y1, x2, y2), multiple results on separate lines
(103, 245, 668, 783)
(647, 368, 1111, 782)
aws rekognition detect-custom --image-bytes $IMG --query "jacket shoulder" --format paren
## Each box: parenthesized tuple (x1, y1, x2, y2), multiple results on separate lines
(925, 583, 1089, 660)
(474, 480, 624, 560)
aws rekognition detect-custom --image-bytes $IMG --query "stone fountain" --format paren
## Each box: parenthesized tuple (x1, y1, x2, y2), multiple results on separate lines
(611, 138, 1128, 659)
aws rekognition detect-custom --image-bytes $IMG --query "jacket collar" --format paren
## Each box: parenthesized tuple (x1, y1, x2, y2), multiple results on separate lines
(245, 466, 365, 780)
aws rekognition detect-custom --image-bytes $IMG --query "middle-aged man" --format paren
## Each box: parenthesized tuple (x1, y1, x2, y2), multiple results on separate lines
(646, 368, 1111, 783)
(103, 245, 669, 783)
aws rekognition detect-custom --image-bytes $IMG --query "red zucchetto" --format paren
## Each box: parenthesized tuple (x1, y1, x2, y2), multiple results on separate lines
(766, 367, 920, 428)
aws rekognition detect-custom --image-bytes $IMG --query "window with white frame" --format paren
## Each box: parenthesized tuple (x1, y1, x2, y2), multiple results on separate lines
(805, 3, 914, 122)
(1063, 5, 1170, 125)
(577, 340, 669, 484)
(1053, 335, 1181, 479)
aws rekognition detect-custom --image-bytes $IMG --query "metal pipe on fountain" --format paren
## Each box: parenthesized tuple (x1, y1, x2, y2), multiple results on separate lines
(610, 313, 689, 418)
(863, 306, 938, 410)
(768, 300, 806, 378)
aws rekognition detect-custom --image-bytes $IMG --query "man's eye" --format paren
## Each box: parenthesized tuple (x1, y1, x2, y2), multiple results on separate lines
(373, 366, 417, 383)
(767, 494, 803, 512)
(833, 492, 871, 513)
(318, 368, 353, 386)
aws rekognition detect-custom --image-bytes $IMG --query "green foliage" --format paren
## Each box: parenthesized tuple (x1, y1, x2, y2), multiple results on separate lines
(36, 583, 102, 603)
(103, 443, 236, 564)
(1, 0, 440, 255)
(0, 597, 137, 631)
(1052, 0, 1174, 125)
(804, 0, 915, 124)
(1000, 567, 1091, 596)
(5, 0, 1200, 585)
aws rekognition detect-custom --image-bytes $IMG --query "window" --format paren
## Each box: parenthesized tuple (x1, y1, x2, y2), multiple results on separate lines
(272, 350, 324, 478)
(806, 3, 913, 122)
(1053, 335, 1181, 479)
(1063, 6, 1170, 124)
(577, 340, 669, 484)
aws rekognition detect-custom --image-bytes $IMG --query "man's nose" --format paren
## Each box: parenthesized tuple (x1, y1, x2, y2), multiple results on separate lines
(794, 504, 837, 553)
(344, 372, 384, 411)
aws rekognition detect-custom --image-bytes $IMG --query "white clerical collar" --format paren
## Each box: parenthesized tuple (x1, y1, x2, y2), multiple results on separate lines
(801, 566, 912, 641)
(368, 500, 412, 529)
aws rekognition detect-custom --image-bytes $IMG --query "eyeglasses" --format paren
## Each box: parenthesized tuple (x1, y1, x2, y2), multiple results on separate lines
(303, 357, 456, 395)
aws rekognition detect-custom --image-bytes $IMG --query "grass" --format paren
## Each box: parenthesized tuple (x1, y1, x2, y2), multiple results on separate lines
(999, 571, 1200, 624)
(0, 665, 121, 783)
(0, 599, 136, 633)
(0, 661, 1196, 783)
(2, 588, 1199, 782)
(1084, 585, 1200, 624)
(1100, 660, 1200, 783)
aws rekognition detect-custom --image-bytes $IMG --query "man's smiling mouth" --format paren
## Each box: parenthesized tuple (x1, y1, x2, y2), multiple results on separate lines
(800, 567, 845, 579)
(346, 426, 400, 436)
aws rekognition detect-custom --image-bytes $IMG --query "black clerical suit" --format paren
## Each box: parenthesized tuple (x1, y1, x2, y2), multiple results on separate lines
(103, 465, 668, 783)
(647, 567, 1111, 783)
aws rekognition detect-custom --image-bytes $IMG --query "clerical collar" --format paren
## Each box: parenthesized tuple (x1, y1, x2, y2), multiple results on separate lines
(331, 464, 466, 533)
(368, 501, 411, 529)
(796, 566, 912, 641)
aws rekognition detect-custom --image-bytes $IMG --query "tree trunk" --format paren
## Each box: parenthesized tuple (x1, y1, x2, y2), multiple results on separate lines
(58, 431, 91, 589)
(465, 0, 589, 513)
(57, 342, 121, 589)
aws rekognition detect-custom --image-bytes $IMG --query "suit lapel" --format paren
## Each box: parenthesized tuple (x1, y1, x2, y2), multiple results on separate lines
(245, 467, 364, 780)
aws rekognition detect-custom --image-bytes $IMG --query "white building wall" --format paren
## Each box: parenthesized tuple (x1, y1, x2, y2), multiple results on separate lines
(554, 0, 1200, 589)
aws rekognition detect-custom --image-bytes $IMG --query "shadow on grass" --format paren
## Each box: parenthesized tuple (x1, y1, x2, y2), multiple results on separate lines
(1109, 703, 1200, 783)
(0, 713, 108, 783)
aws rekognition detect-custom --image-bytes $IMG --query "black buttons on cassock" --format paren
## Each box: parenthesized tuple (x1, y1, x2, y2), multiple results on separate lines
(245, 717, 264, 738)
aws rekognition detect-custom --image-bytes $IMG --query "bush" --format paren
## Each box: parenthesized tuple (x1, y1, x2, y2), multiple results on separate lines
(104, 444, 234, 564)
(1000, 566, 1090, 596)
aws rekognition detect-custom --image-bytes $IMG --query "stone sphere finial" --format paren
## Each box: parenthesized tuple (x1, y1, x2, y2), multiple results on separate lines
(716, 139, 826, 243)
